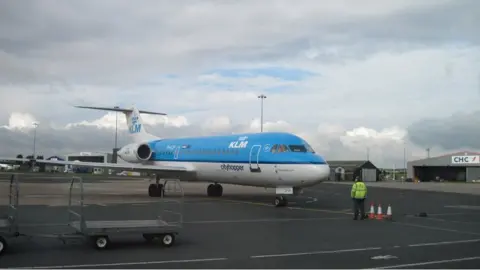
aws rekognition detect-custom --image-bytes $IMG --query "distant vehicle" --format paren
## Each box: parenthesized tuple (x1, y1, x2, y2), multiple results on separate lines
(0, 164, 13, 171)
(117, 171, 141, 176)
(0, 105, 330, 207)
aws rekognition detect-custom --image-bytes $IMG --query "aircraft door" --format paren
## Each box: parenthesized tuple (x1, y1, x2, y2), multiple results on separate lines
(249, 144, 261, 172)
(174, 146, 180, 160)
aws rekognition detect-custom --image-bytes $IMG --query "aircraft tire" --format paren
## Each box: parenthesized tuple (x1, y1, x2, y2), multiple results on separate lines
(214, 184, 223, 197)
(274, 196, 287, 207)
(148, 184, 156, 197)
(156, 184, 164, 197)
(207, 184, 215, 196)
(207, 184, 223, 197)
(148, 184, 164, 197)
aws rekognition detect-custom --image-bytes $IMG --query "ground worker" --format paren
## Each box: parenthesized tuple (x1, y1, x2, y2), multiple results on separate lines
(351, 176, 367, 220)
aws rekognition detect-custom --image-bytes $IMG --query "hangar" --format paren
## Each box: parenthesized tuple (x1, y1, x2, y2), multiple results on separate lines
(65, 151, 113, 163)
(65, 151, 113, 174)
(44, 156, 65, 172)
(407, 151, 480, 182)
(328, 160, 380, 182)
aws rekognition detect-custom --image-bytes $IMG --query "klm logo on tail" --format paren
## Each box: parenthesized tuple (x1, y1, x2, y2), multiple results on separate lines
(129, 116, 142, 134)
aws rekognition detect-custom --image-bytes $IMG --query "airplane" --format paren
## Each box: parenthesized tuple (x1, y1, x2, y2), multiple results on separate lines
(0, 105, 331, 207)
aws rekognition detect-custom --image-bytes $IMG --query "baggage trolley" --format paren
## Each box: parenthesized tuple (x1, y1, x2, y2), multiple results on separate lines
(67, 176, 184, 250)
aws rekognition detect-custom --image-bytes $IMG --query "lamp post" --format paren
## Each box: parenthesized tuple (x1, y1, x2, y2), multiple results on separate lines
(403, 143, 407, 182)
(257, 94, 266, 132)
(114, 106, 119, 149)
(32, 122, 39, 157)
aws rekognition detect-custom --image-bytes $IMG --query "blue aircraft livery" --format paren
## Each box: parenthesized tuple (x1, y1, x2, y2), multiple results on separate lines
(146, 132, 327, 165)
(129, 115, 142, 134)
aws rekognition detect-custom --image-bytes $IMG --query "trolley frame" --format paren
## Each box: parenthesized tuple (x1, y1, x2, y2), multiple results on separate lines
(0, 174, 20, 255)
(0, 173, 184, 255)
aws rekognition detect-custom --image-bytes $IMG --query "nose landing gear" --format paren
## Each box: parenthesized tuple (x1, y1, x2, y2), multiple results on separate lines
(148, 175, 165, 197)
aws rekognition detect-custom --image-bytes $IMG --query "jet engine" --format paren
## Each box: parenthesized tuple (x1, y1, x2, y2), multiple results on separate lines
(117, 143, 153, 163)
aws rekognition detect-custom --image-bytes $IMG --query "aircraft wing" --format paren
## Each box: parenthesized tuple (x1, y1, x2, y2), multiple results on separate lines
(0, 157, 192, 173)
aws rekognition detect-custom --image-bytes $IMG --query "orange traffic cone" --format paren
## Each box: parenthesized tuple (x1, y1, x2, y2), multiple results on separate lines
(376, 204, 384, 220)
(368, 203, 375, 219)
(385, 205, 393, 220)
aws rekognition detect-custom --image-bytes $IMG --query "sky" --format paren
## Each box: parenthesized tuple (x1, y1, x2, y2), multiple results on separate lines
(0, 0, 479, 168)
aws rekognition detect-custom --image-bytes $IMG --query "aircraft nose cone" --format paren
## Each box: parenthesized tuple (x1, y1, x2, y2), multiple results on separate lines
(312, 164, 330, 183)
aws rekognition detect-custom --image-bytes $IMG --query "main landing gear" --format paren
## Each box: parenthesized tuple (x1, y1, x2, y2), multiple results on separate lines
(148, 183, 164, 197)
(207, 183, 223, 197)
(274, 196, 288, 207)
(148, 175, 165, 197)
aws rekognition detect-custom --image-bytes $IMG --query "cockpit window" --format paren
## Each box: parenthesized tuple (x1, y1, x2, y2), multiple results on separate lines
(304, 142, 315, 153)
(288, 145, 307, 152)
(271, 144, 289, 153)
(271, 144, 278, 153)
(277, 144, 289, 152)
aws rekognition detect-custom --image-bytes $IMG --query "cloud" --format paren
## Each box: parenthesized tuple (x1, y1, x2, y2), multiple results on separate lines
(1, 0, 479, 168)
(1, 112, 427, 168)
(407, 111, 480, 151)
(208, 67, 317, 81)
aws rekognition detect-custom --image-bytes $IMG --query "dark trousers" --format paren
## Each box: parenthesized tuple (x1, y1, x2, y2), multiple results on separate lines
(353, 198, 365, 219)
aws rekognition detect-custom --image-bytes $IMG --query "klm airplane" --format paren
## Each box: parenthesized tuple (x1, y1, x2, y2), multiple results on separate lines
(2, 106, 330, 207)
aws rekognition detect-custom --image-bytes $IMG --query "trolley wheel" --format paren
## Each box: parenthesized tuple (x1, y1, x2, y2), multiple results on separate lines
(0, 236, 7, 255)
(274, 196, 287, 207)
(161, 233, 175, 247)
(93, 236, 110, 250)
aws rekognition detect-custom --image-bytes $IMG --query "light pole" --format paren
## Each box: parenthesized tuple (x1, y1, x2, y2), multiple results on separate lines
(114, 106, 119, 149)
(257, 94, 266, 132)
(32, 122, 39, 157)
(403, 143, 406, 181)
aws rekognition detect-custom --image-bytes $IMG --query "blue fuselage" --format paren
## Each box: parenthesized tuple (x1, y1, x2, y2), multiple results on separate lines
(146, 132, 327, 165)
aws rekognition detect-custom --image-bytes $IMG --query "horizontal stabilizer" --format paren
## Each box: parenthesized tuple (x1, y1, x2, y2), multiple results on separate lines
(74, 105, 167, 116)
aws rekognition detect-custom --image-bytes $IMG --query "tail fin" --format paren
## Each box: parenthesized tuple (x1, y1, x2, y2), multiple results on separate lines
(74, 105, 164, 143)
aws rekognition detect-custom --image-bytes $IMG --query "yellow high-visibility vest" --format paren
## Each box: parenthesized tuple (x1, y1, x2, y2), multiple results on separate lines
(351, 181, 367, 199)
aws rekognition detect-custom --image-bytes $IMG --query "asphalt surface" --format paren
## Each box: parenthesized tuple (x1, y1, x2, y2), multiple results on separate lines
(1, 173, 480, 268)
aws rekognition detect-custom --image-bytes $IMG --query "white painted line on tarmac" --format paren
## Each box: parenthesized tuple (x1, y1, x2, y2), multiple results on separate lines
(287, 206, 352, 215)
(408, 238, 480, 247)
(366, 256, 480, 269)
(444, 205, 480, 210)
(392, 221, 480, 236)
(250, 246, 382, 259)
(407, 215, 480, 225)
(25, 195, 65, 198)
(186, 217, 347, 224)
(371, 255, 398, 260)
(15, 257, 229, 269)
(428, 212, 478, 216)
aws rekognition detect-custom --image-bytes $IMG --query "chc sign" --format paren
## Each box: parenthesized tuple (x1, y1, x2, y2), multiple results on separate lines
(451, 155, 480, 164)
